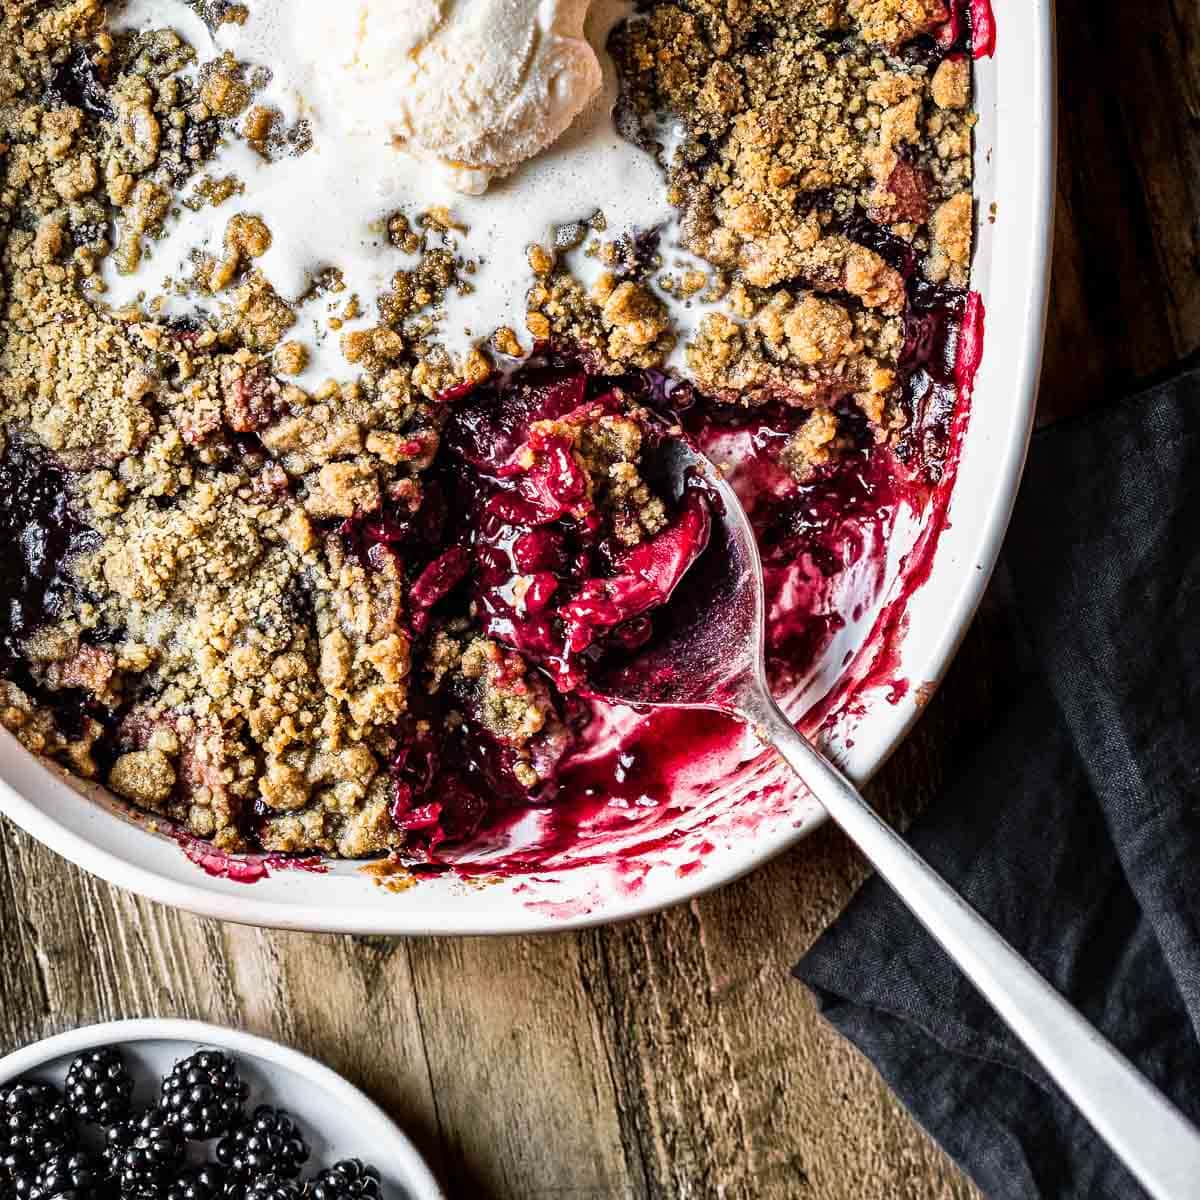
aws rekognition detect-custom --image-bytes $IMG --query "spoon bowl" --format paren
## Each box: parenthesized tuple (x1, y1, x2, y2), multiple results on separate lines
(588, 438, 762, 711)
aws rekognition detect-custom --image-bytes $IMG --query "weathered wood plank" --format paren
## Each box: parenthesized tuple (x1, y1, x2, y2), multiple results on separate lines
(1040, 0, 1200, 424)
(402, 934, 634, 1199)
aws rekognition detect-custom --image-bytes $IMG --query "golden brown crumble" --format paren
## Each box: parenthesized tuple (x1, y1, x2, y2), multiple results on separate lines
(927, 189, 973, 285)
(931, 57, 970, 110)
(594, 0, 974, 414)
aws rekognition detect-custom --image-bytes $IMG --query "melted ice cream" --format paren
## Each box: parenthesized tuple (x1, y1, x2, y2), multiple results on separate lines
(102, 0, 719, 382)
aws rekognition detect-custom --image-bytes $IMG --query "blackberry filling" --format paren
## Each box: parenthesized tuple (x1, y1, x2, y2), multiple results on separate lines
(0, 439, 101, 683)
(0, 335, 962, 858)
(359, 336, 958, 852)
(336, 356, 715, 846)
(437, 362, 710, 689)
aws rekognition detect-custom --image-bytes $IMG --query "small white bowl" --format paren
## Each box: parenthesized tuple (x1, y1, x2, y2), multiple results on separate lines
(0, 1019, 442, 1200)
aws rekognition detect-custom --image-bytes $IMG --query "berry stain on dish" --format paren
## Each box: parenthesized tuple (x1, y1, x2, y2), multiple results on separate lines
(0, 0, 988, 890)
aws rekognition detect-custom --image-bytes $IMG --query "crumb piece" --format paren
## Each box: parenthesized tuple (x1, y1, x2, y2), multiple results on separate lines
(200, 54, 252, 117)
(274, 340, 309, 376)
(243, 103, 277, 143)
(492, 326, 523, 357)
(527, 244, 555, 276)
(109, 749, 177, 808)
(303, 460, 381, 518)
(928, 191, 973, 284)
(784, 296, 855, 365)
(847, 0, 949, 47)
(931, 58, 971, 110)
(782, 408, 839, 476)
(526, 310, 552, 340)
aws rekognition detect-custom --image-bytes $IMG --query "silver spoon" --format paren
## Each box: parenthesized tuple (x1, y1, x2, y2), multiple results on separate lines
(588, 438, 1200, 1200)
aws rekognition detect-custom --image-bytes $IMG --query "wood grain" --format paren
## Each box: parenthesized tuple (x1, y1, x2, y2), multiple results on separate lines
(1, 2, 1197, 1196)
(1040, 0, 1200, 424)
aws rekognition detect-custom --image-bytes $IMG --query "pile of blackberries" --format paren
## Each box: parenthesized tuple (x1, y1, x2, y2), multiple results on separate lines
(0, 1047, 384, 1200)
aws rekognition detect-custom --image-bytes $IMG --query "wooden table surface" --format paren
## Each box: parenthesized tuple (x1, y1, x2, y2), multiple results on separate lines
(2, 3, 1197, 1197)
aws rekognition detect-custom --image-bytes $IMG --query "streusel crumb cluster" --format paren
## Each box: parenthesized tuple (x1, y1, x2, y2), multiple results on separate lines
(0, 0, 973, 857)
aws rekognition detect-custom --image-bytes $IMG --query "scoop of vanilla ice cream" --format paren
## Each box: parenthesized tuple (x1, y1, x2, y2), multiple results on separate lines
(295, 0, 603, 195)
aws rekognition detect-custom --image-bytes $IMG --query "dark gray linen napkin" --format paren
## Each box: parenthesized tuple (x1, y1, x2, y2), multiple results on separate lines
(794, 366, 1200, 1200)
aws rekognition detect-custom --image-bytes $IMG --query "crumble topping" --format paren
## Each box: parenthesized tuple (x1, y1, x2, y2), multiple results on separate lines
(0, 0, 975, 857)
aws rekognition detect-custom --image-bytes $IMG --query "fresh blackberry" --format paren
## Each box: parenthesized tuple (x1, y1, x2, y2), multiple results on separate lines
(164, 1164, 227, 1200)
(5, 1160, 38, 1200)
(240, 1176, 304, 1200)
(65, 1047, 134, 1127)
(216, 1107, 307, 1181)
(160, 1052, 246, 1140)
(308, 1159, 382, 1200)
(1, 1083, 75, 1173)
(103, 1109, 184, 1191)
(29, 1149, 103, 1200)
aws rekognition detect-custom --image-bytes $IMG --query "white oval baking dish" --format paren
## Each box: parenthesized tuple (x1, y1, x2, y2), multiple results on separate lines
(0, 1, 1055, 933)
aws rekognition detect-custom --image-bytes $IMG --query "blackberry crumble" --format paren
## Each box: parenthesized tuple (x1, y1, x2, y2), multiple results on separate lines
(0, 0, 979, 862)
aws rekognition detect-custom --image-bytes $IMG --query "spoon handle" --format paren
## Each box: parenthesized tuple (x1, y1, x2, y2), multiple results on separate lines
(750, 694, 1200, 1200)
